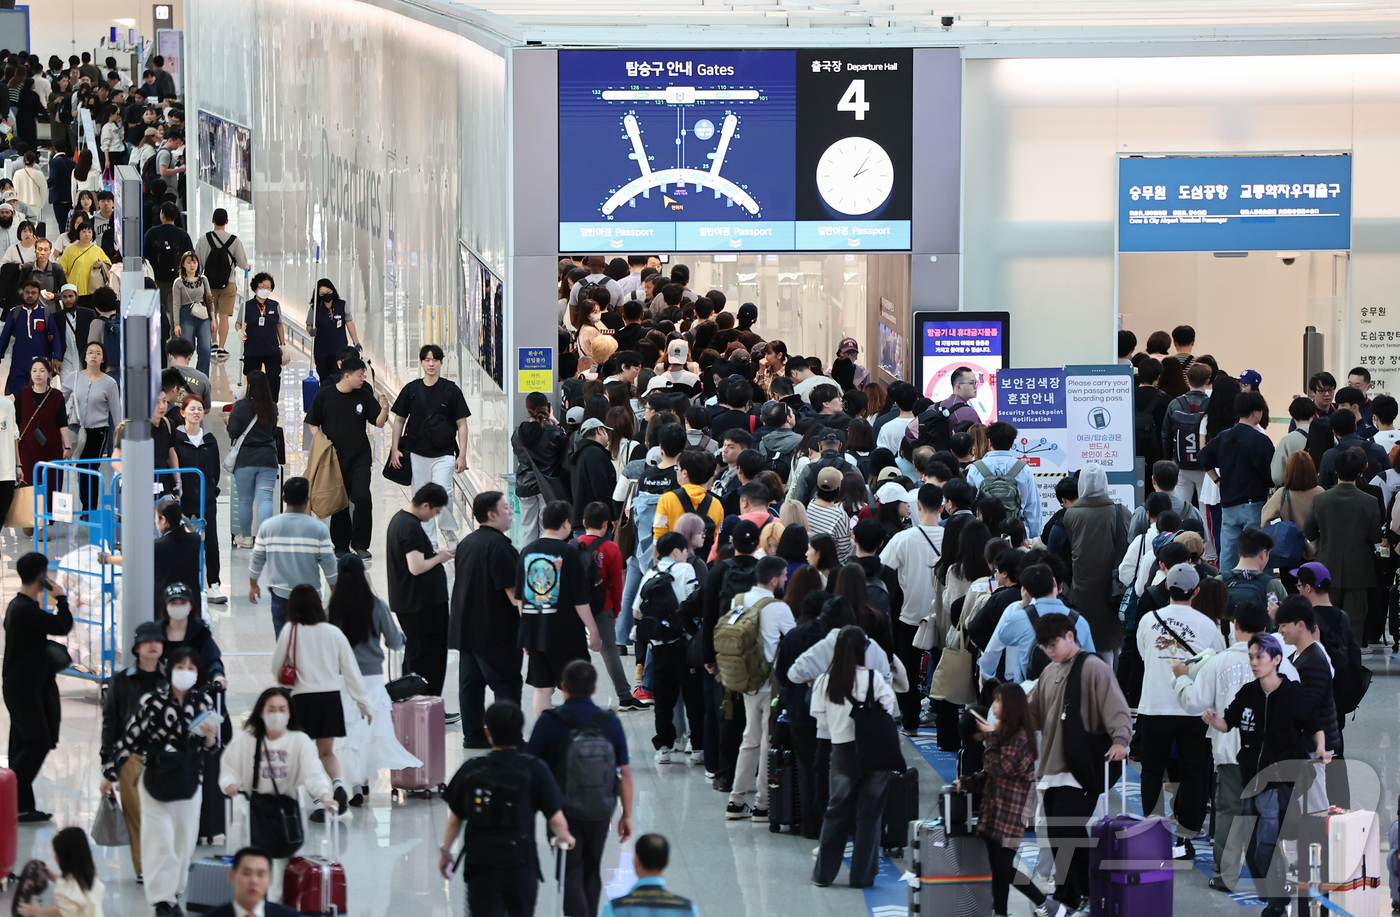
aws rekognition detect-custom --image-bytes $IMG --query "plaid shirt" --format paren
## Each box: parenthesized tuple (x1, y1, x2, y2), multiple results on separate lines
(960, 728, 1037, 848)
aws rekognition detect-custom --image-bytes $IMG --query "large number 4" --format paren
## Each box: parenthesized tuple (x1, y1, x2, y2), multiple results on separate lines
(837, 79, 869, 121)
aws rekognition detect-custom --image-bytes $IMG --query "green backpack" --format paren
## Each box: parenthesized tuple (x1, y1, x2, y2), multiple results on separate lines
(973, 459, 1026, 522)
(713, 596, 776, 694)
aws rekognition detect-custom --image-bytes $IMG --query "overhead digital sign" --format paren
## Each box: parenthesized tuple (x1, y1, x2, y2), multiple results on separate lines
(558, 49, 912, 252)
(913, 311, 1010, 424)
(1118, 154, 1352, 252)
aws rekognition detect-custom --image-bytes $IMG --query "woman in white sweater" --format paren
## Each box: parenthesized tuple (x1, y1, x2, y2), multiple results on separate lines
(810, 624, 899, 890)
(269, 585, 371, 821)
(220, 687, 333, 846)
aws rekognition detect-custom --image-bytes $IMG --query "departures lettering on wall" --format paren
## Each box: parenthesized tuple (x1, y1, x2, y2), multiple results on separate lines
(320, 128, 385, 239)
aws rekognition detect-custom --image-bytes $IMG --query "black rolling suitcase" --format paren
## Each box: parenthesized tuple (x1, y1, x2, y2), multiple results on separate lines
(767, 718, 801, 833)
(881, 766, 920, 856)
(196, 686, 228, 845)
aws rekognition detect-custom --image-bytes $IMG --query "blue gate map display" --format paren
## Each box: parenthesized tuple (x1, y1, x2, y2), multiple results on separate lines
(1118, 154, 1351, 252)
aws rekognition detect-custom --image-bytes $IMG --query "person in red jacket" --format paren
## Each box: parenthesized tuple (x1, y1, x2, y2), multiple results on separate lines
(578, 501, 645, 710)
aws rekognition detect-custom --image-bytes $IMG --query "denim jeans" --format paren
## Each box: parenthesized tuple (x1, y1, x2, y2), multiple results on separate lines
(270, 590, 288, 637)
(1244, 783, 1291, 916)
(234, 465, 278, 537)
(179, 304, 212, 375)
(1220, 501, 1264, 575)
(616, 556, 642, 646)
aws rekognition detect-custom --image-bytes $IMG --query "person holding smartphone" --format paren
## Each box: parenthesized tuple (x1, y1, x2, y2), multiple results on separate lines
(2, 551, 73, 823)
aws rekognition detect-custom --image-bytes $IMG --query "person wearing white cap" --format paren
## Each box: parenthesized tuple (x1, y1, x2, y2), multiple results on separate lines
(658, 339, 701, 395)
(570, 417, 617, 532)
(1134, 561, 1225, 860)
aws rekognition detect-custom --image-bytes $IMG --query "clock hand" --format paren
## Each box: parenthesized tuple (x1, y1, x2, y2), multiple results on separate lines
(853, 155, 870, 178)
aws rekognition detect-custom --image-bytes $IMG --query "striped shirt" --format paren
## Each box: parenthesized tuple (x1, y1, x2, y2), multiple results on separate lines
(249, 509, 338, 598)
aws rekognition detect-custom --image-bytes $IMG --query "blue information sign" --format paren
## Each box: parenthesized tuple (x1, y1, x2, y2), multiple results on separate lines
(997, 368, 1066, 428)
(1118, 154, 1351, 252)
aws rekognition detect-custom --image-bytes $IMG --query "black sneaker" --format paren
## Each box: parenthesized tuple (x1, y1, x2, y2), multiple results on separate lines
(616, 694, 646, 710)
(333, 783, 349, 814)
(355, 548, 372, 560)
(725, 802, 752, 820)
(463, 736, 492, 749)
(444, 712, 462, 725)
(751, 808, 769, 824)
(619, 645, 629, 656)
(1173, 839, 1195, 860)
(17, 811, 51, 823)
(309, 808, 327, 823)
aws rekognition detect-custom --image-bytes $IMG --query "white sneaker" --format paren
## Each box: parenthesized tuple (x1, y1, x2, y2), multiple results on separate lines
(207, 585, 227, 603)
(654, 748, 672, 765)
(688, 751, 705, 766)
(234, 535, 255, 549)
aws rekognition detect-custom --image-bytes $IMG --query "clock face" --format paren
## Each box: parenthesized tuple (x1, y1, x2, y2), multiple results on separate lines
(816, 136, 895, 216)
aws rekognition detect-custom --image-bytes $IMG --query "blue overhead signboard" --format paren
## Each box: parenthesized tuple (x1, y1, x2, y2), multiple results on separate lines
(1118, 154, 1352, 252)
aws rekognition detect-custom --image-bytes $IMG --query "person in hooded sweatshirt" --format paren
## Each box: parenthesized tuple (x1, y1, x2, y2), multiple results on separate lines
(570, 418, 618, 532)
(512, 391, 570, 545)
(1063, 462, 1130, 663)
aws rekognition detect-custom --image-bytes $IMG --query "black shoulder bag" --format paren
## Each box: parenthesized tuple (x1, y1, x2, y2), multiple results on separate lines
(247, 735, 305, 858)
(850, 669, 906, 774)
(142, 705, 204, 803)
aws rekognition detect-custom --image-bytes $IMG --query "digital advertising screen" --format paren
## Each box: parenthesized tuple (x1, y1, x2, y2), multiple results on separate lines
(557, 49, 912, 252)
(878, 322, 905, 381)
(913, 311, 1010, 424)
(196, 110, 252, 204)
(1118, 154, 1352, 252)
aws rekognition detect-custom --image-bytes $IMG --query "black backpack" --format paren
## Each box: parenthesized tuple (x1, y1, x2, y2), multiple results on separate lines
(141, 152, 161, 189)
(1135, 406, 1162, 466)
(1220, 569, 1276, 618)
(203, 232, 236, 289)
(716, 558, 759, 624)
(1316, 616, 1371, 716)
(546, 708, 620, 821)
(452, 753, 535, 868)
(907, 404, 952, 455)
(577, 537, 609, 616)
(864, 567, 892, 618)
(574, 280, 607, 311)
(636, 565, 684, 644)
(672, 488, 717, 558)
(1166, 393, 1209, 469)
(1025, 605, 1080, 680)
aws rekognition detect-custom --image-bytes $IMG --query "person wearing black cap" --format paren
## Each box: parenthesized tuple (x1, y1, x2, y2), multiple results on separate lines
(735, 303, 762, 349)
(101, 619, 167, 880)
(836, 337, 869, 388)
(158, 581, 227, 689)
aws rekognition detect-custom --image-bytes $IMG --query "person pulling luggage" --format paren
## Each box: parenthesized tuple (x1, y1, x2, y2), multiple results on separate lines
(100, 620, 168, 882)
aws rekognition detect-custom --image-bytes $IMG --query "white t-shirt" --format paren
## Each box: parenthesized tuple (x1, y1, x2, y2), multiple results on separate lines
(1136, 602, 1227, 716)
(876, 415, 914, 454)
(879, 524, 944, 626)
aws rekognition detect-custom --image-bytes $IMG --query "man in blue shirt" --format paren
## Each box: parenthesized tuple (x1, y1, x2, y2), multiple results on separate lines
(965, 421, 1043, 534)
(602, 834, 698, 917)
(980, 562, 1096, 684)
(526, 661, 634, 917)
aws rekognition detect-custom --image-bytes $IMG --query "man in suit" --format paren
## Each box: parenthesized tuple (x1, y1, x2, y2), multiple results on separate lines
(1304, 447, 1383, 644)
(205, 847, 300, 917)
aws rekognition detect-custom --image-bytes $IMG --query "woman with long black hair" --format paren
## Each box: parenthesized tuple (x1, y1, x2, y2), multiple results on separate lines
(227, 370, 283, 548)
(811, 625, 898, 888)
(306, 278, 360, 382)
(830, 564, 894, 656)
(326, 553, 419, 806)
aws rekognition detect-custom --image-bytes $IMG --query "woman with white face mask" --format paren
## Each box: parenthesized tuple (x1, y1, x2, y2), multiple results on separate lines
(218, 687, 333, 895)
(99, 647, 219, 917)
(158, 581, 228, 690)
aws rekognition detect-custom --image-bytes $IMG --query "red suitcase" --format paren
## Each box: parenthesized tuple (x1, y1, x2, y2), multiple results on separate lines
(390, 695, 446, 797)
(283, 815, 346, 916)
(0, 766, 16, 880)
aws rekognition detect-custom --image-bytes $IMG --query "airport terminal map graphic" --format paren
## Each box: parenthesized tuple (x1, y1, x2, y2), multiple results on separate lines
(559, 51, 796, 250)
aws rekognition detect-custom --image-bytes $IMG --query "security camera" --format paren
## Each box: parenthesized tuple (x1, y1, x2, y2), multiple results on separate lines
(1276, 251, 1299, 266)
(941, 15, 954, 27)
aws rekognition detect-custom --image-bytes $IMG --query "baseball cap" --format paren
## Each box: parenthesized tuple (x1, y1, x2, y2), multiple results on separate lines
(816, 466, 843, 493)
(144, 127, 158, 137)
(1172, 531, 1204, 557)
(1239, 369, 1262, 386)
(732, 519, 761, 554)
(667, 340, 689, 364)
(565, 406, 585, 425)
(837, 337, 859, 355)
(1165, 563, 1200, 593)
(133, 620, 165, 647)
(580, 417, 611, 435)
(738, 302, 758, 323)
(164, 582, 195, 604)
(875, 481, 911, 504)
(876, 465, 905, 484)
(644, 375, 672, 394)
(1290, 561, 1331, 589)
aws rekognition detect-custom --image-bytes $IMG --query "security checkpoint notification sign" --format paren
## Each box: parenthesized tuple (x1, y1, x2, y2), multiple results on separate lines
(996, 364, 1136, 522)
(518, 347, 553, 395)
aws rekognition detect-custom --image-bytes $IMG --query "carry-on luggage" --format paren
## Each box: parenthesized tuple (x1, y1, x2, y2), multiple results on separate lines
(881, 766, 920, 856)
(302, 372, 319, 413)
(0, 765, 17, 881)
(908, 817, 993, 917)
(1088, 761, 1174, 917)
(1296, 807, 1382, 917)
(197, 687, 228, 845)
(390, 695, 446, 797)
(284, 813, 347, 916)
(767, 719, 801, 834)
(187, 797, 238, 912)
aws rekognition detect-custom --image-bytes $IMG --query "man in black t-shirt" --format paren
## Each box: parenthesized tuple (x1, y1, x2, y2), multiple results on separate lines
(515, 500, 603, 718)
(386, 484, 455, 701)
(439, 702, 573, 917)
(388, 344, 471, 548)
(304, 356, 388, 557)
(450, 491, 522, 749)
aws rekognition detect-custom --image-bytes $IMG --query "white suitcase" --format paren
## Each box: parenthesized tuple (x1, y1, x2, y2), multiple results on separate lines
(1297, 807, 1382, 917)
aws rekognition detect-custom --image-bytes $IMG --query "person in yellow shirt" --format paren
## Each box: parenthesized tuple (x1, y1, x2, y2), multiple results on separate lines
(652, 450, 724, 557)
(58, 221, 110, 299)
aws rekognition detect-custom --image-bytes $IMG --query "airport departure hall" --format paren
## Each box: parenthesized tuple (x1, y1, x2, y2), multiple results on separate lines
(4, 2, 1400, 917)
